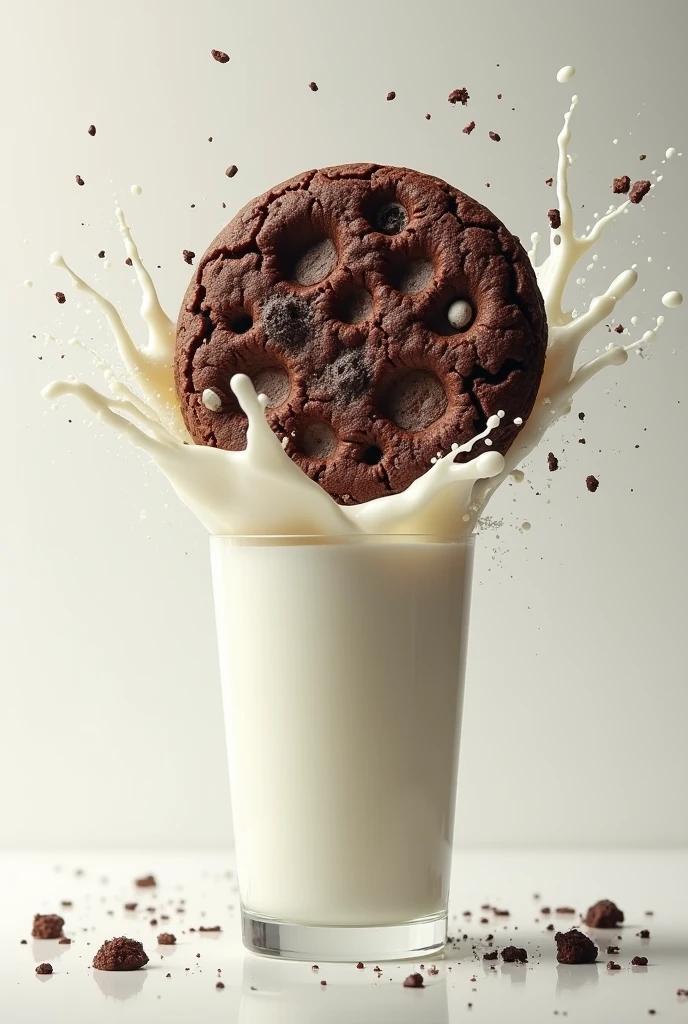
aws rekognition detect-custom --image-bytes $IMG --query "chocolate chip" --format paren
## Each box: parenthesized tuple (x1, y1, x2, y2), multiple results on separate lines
(548, 209, 561, 229)
(75, 175, 84, 186)
(225, 164, 238, 178)
(403, 972, 424, 988)
(182, 250, 195, 265)
(489, 131, 501, 142)
(308, 81, 318, 91)
(629, 180, 651, 204)
(211, 50, 229, 63)
(36, 963, 53, 975)
(448, 88, 469, 105)
(612, 176, 631, 194)
(386, 91, 396, 101)
(87, 125, 96, 136)
(632, 956, 648, 966)
(547, 452, 559, 472)
(462, 121, 476, 135)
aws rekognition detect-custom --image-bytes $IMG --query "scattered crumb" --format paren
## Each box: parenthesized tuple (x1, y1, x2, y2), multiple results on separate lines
(483, 950, 498, 961)
(607, 946, 620, 954)
(547, 452, 559, 472)
(308, 81, 318, 92)
(637, 930, 651, 939)
(501, 946, 528, 963)
(55, 292, 66, 304)
(448, 88, 469, 105)
(639, 154, 647, 161)
(87, 125, 96, 136)
(555, 929, 598, 965)
(586, 475, 599, 492)
(199, 926, 221, 933)
(386, 91, 396, 101)
(607, 961, 621, 971)
(182, 250, 195, 265)
(629, 180, 651, 204)
(216, 981, 225, 989)
(93, 937, 149, 971)
(157, 933, 176, 945)
(489, 131, 501, 142)
(545, 177, 554, 186)
(97, 250, 105, 258)
(135, 876, 156, 888)
(211, 49, 229, 63)
(462, 121, 476, 135)
(32, 915, 64, 939)
(403, 972, 424, 988)
(584, 900, 624, 929)
(556, 908, 576, 915)
(425, 113, 431, 120)
(36, 963, 53, 975)
(75, 174, 84, 186)
(225, 164, 238, 178)
(58, 937, 72, 945)
(632, 956, 648, 966)
(356, 961, 364, 969)
(578, 411, 585, 420)
(124, 903, 137, 911)
(612, 175, 631, 194)
(548, 209, 561, 229)
(125, 257, 132, 266)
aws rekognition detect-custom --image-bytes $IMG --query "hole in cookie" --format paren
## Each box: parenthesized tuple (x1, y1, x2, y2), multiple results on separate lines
(389, 258, 434, 296)
(229, 312, 253, 334)
(292, 237, 337, 286)
(379, 370, 448, 431)
(362, 191, 410, 236)
(262, 293, 314, 351)
(296, 420, 339, 459)
(251, 366, 291, 408)
(331, 285, 373, 325)
(361, 444, 383, 465)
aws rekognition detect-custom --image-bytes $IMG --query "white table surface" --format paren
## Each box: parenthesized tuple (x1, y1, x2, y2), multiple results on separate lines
(2, 850, 687, 1023)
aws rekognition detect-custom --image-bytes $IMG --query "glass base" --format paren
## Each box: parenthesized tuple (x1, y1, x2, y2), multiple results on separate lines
(241, 910, 447, 961)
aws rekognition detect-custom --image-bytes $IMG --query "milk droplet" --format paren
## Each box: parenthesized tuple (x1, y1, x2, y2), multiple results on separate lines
(510, 470, 525, 483)
(202, 388, 222, 412)
(513, 417, 523, 425)
(139, 510, 147, 520)
(24, 279, 33, 288)
(631, 315, 639, 325)
(131, 184, 143, 196)
(661, 290, 683, 308)
(556, 66, 575, 83)
(665, 147, 677, 159)
(521, 521, 531, 531)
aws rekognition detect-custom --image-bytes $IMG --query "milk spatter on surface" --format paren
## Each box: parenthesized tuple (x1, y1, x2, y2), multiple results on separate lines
(43, 75, 682, 537)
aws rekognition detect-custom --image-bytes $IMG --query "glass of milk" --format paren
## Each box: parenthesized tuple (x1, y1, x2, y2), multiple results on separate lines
(211, 533, 474, 960)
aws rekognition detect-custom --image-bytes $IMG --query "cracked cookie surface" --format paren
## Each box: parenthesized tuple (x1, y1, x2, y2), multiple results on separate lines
(175, 163, 547, 503)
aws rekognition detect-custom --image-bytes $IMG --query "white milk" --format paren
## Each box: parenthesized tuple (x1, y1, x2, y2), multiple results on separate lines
(211, 535, 473, 926)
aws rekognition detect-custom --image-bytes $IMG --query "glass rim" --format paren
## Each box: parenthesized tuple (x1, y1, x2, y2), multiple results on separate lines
(209, 533, 475, 542)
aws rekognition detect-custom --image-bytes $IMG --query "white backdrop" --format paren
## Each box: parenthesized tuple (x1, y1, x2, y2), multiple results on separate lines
(1, 0, 686, 848)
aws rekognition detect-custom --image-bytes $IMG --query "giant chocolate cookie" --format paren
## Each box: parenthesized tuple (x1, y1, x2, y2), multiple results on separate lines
(175, 163, 547, 503)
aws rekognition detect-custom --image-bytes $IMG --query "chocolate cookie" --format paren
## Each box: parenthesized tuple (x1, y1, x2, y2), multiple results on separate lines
(175, 164, 547, 503)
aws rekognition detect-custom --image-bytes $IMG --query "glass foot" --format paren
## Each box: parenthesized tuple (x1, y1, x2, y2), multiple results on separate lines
(241, 910, 447, 961)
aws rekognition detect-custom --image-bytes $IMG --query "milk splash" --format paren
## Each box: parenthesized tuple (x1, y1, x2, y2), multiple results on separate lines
(43, 81, 682, 538)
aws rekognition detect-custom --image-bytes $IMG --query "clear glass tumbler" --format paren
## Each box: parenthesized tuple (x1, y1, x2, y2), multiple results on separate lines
(210, 534, 475, 961)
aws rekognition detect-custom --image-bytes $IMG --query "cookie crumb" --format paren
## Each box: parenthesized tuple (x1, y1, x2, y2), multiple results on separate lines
(216, 981, 225, 989)
(546, 923, 554, 931)
(58, 937, 72, 945)
(157, 933, 176, 945)
(55, 292, 66, 304)
(308, 81, 318, 92)
(483, 950, 498, 960)
(632, 956, 648, 966)
(607, 946, 620, 954)
(547, 452, 559, 472)
(87, 125, 96, 136)
(225, 164, 238, 178)
(545, 177, 554, 186)
(489, 131, 501, 142)
(556, 907, 575, 915)
(36, 963, 53, 975)
(386, 91, 396, 101)
(614, 324, 624, 333)
(182, 250, 195, 265)
(124, 903, 137, 911)
(584, 900, 624, 929)
(211, 49, 229, 63)
(629, 180, 651, 204)
(677, 988, 688, 996)
(75, 174, 84, 186)
(20, 939, 27, 944)
(586, 475, 599, 492)
(555, 928, 598, 965)
(32, 914, 64, 939)
(637, 929, 651, 939)
(448, 87, 469, 105)
(607, 961, 621, 971)
(612, 175, 631, 194)
(462, 121, 476, 135)
(135, 875, 156, 888)
(501, 946, 527, 963)
(425, 113, 431, 120)
(97, 250, 105, 258)
(548, 209, 561, 229)
(125, 257, 133, 266)
(639, 154, 647, 161)
(578, 411, 585, 420)
(403, 972, 424, 988)
(320, 979, 327, 986)
(93, 937, 149, 971)
(356, 961, 364, 969)
(199, 926, 221, 932)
